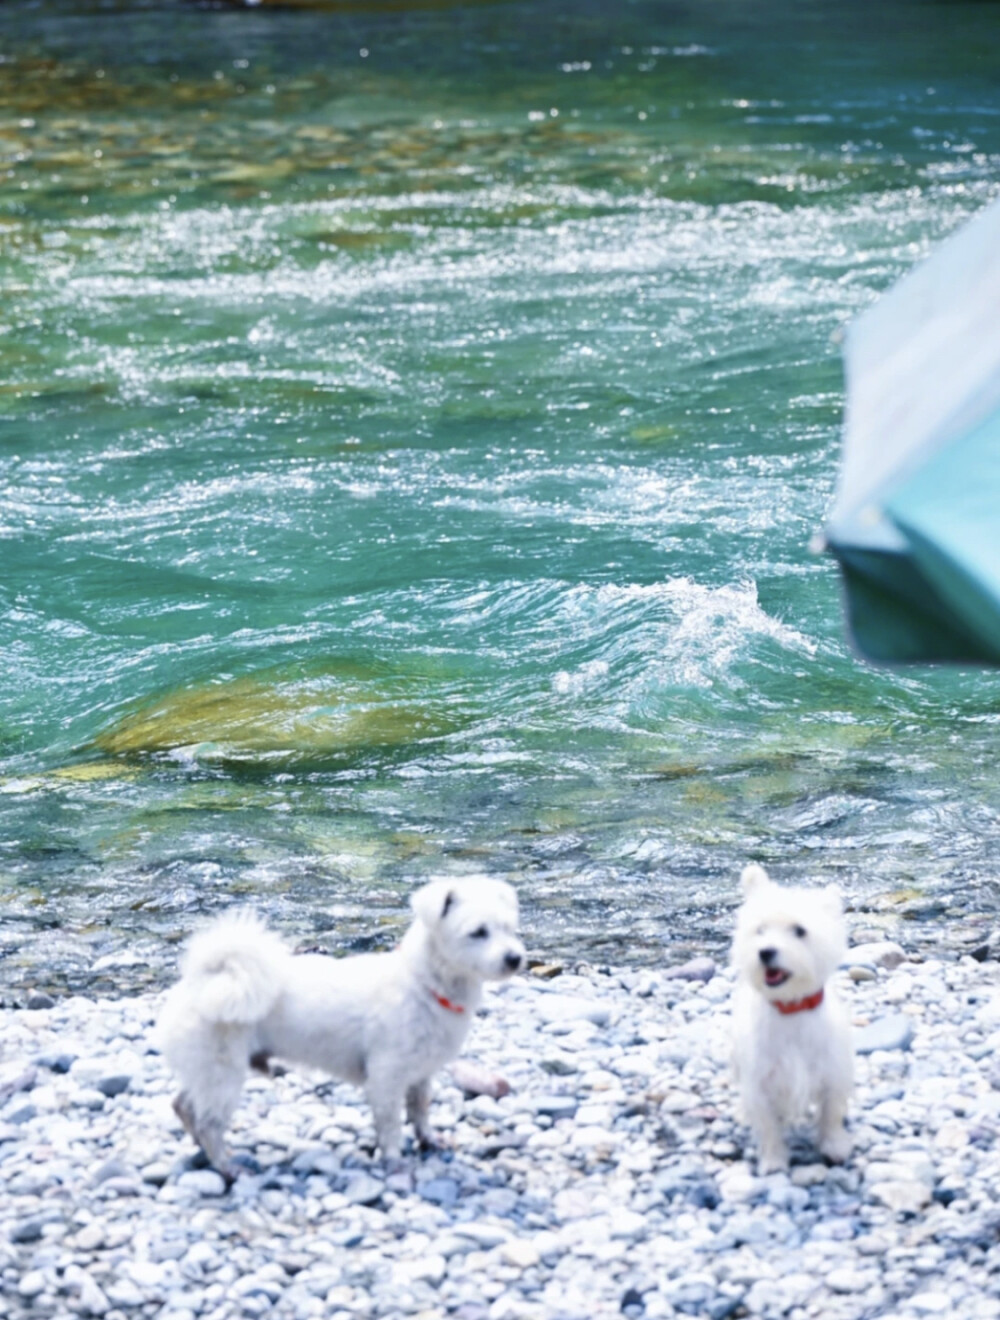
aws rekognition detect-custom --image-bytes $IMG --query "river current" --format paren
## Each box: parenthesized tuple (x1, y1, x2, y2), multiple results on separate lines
(2, 0, 999, 994)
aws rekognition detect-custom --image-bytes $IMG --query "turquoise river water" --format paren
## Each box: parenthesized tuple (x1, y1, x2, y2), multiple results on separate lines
(2, 0, 1000, 994)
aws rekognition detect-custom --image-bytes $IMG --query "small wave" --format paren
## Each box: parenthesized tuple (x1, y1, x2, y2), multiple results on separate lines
(552, 659, 611, 697)
(557, 578, 817, 698)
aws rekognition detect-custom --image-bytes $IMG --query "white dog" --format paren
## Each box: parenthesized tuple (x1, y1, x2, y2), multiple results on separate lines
(731, 864, 853, 1174)
(156, 876, 524, 1178)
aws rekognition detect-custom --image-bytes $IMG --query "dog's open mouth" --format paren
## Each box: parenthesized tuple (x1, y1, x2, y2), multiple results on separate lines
(764, 967, 791, 988)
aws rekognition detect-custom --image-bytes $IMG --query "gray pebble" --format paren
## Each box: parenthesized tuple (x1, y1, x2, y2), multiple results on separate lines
(532, 1094, 578, 1119)
(38, 1051, 76, 1073)
(18, 1270, 47, 1298)
(95, 1074, 132, 1098)
(663, 956, 716, 983)
(343, 1172, 384, 1205)
(855, 1014, 915, 1054)
(419, 1177, 460, 1205)
(10, 1217, 45, 1244)
(176, 1169, 227, 1197)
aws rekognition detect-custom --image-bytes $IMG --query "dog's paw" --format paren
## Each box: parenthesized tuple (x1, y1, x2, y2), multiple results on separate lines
(228, 1151, 262, 1177)
(819, 1129, 852, 1164)
(756, 1146, 790, 1176)
(381, 1155, 411, 1182)
(211, 1160, 241, 1188)
(758, 1157, 790, 1176)
(417, 1130, 455, 1155)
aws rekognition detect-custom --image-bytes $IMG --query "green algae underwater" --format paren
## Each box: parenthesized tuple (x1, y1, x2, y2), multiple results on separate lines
(2, 0, 1000, 993)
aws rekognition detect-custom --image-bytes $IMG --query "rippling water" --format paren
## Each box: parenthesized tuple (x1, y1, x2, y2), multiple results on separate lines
(2, 0, 1000, 993)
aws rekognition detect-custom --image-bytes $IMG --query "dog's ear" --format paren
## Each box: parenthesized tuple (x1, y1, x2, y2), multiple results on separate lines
(502, 888, 519, 921)
(820, 883, 844, 914)
(410, 879, 457, 926)
(740, 863, 771, 896)
(491, 879, 519, 921)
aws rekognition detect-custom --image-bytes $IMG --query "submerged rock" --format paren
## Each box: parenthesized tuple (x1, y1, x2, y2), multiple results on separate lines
(95, 660, 460, 767)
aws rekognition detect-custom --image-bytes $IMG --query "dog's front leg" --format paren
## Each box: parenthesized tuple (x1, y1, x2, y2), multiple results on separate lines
(746, 1101, 789, 1175)
(364, 1060, 406, 1164)
(173, 1093, 239, 1184)
(406, 1078, 451, 1152)
(817, 1089, 852, 1164)
(406, 1079, 432, 1146)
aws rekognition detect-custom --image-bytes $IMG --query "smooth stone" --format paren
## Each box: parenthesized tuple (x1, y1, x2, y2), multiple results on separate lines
(533, 995, 612, 1027)
(665, 1275, 716, 1310)
(74, 1224, 106, 1251)
(855, 1014, 915, 1054)
(868, 1179, 933, 1213)
(106, 1279, 145, 1308)
(177, 1169, 227, 1197)
(718, 1170, 763, 1204)
(291, 1148, 340, 1176)
(708, 1298, 745, 1320)
(827, 1268, 872, 1294)
(532, 1095, 579, 1120)
(38, 1052, 76, 1073)
(26, 992, 56, 1010)
(909, 1294, 954, 1315)
(663, 957, 716, 983)
(343, 1173, 384, 1205)
(452, 1223, 511, 1249)
(393, 1254, 446, 1286)
(501, 1240, 540, 1270)
(78, 1275, 111, 1315)
(75, 1089, 107, 1111)
(10, 1217, 46, 1243)
(419, 1177, 460, 1205)
(620, 1286, 645, 1316)
(92, 1158, 133, 1186)
(540, 1057, 578, 1076)
(95, 1074, 132, 1098)
(846, 941, 906, 970)
(790, 1164, 829, 1187)
(0, 1065, 37, 1098)
(140, 1162, 172, 1185)
(18, 1270, 47, 1298)
(608, 1209, 647, 1241)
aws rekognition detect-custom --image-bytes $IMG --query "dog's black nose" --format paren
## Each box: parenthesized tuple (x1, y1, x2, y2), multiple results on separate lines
(758, 947, 778, 966)
(504, 951, 523, 971)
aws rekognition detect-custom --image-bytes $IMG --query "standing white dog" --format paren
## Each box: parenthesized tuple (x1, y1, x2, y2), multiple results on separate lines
(731, 863, 853, 1174)
(157, 876, 524, 1178)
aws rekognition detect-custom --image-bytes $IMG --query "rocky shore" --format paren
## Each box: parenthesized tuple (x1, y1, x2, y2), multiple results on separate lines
(3, 944, 1000, 1320)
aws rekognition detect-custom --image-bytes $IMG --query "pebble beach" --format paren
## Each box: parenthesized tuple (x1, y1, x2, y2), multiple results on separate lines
(4, 941, 1000, 1320)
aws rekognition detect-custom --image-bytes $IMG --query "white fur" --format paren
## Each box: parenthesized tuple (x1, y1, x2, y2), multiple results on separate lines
(730, 864, 853, 1174)
(156, 877, 524, 1176)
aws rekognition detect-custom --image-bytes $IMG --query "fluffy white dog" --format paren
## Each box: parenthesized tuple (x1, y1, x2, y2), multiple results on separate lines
(731, 863, 853, 1175)
(156, 876, 525, 1178)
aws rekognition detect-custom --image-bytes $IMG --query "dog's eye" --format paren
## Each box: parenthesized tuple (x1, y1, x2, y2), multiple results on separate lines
(793, 924, 807, 938)
(469, 926, 489, 939)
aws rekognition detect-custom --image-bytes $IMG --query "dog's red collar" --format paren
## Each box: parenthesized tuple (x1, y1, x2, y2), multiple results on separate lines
(431, 990, 465, 1014)
(773, 988, 824, 1015)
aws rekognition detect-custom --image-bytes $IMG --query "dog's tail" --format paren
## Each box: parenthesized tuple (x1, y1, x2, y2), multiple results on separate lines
(179, 910, 290, 1025)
